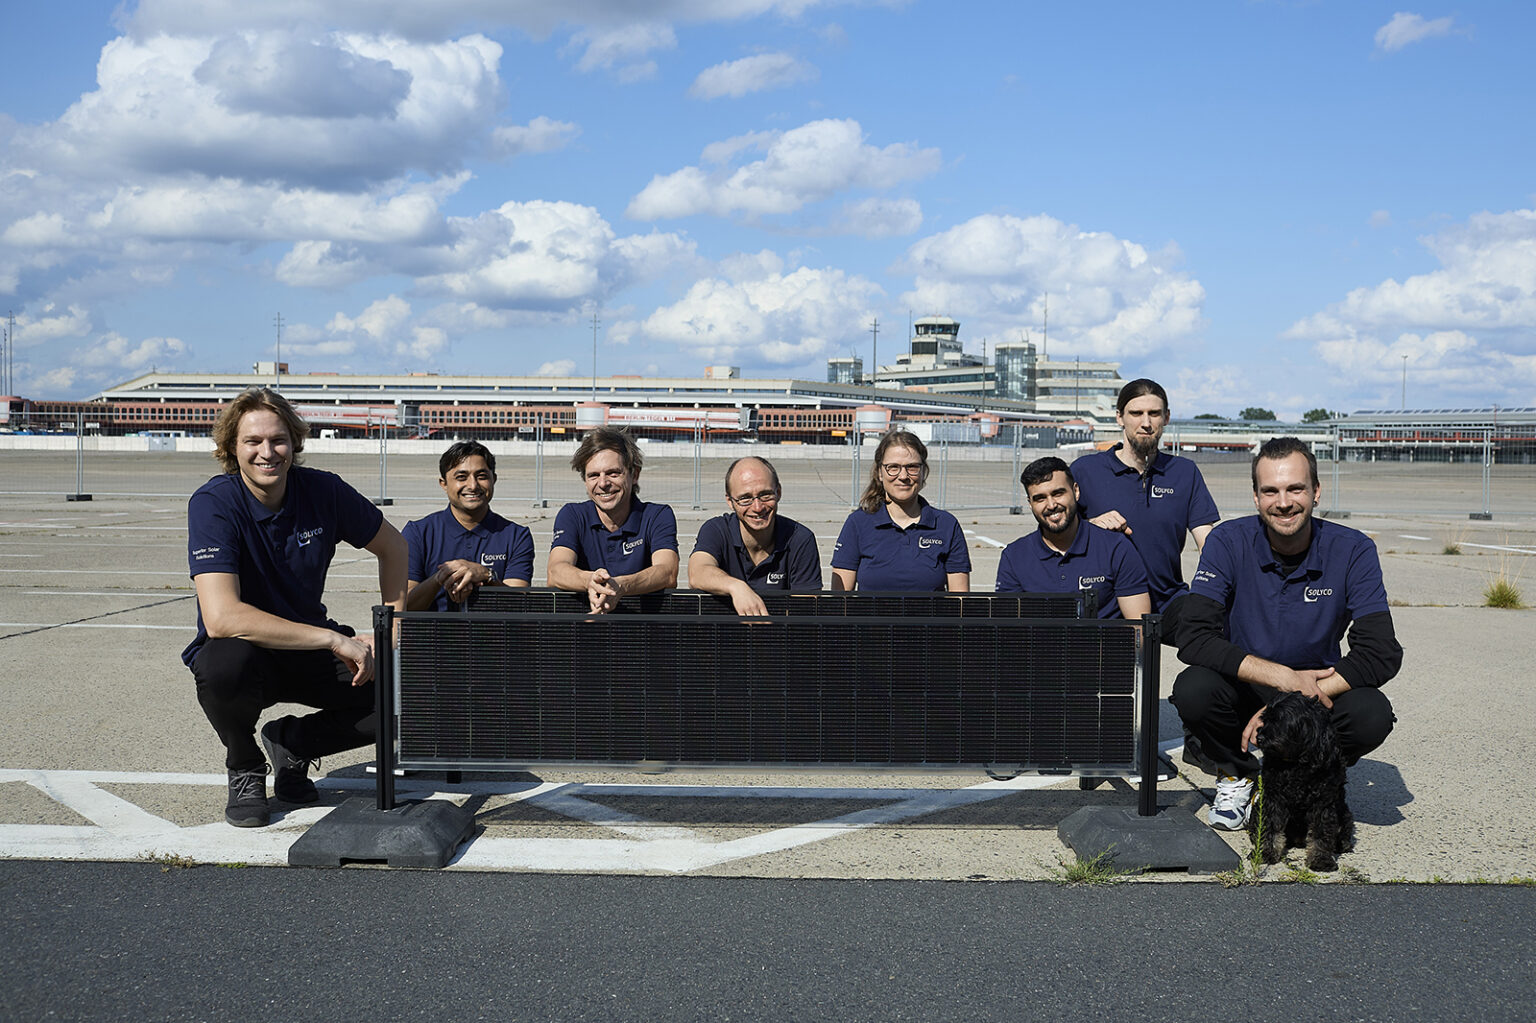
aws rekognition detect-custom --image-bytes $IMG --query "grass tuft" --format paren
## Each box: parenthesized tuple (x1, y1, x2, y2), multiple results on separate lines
(147, 852, 198, 871)
(1049, 848, 1139, 886)
(1278, 863, 1322, 884)
(1484, 577, 1524, 609)
(1483, 546, 1528, 609)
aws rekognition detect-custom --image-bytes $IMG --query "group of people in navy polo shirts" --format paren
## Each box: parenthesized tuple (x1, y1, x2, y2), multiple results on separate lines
(186, 382, 1399, 838)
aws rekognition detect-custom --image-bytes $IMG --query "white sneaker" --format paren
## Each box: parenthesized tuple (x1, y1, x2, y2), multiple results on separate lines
(1209, 775, 1255, 831)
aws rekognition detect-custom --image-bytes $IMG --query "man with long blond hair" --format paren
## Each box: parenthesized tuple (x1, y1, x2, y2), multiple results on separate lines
(183, 387, 407, 827)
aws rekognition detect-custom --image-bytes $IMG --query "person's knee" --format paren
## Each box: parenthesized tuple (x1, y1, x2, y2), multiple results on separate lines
(1334, 688, 1396, 762)
(192, 638, 265, 702)
(1170, 665, 1232, 726)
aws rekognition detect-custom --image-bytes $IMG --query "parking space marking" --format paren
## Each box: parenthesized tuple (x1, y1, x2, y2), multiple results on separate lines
(0, 569, 187, 576)
(0, 749, 1183, 872)
(0, 622, 193, 631)
(964, 530, 1006, 548)
(24, 591, 196, 598)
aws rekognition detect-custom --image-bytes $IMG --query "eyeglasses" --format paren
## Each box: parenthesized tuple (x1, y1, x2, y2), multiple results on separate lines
(881, 462, 925, 479)
(729, 491, 780, 508)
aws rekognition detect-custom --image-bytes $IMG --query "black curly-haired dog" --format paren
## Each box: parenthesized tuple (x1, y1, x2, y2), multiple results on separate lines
(1249, 692, 1356, 871)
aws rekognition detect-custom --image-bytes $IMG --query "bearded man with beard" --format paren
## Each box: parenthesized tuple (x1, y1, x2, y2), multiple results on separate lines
(1072, 379, 1220, 632)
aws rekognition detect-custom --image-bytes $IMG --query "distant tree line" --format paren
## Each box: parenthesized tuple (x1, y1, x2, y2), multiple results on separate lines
(1187, 408, 1337, 422)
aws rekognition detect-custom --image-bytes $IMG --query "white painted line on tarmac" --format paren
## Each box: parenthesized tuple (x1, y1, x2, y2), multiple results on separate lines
(0, 554, 42, 557)
(0, 541, 184, 549)
(24, 591, 194, 598)
(1462, 542, 1535, 554)
(964, 530, 1006, 548)
(1400, 534, 1432, 541)
(0, 569, 186, 576)
(0, 622, 194, 631)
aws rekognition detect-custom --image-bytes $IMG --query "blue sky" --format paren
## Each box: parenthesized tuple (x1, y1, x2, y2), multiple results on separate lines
(1, 1, 1532, 417)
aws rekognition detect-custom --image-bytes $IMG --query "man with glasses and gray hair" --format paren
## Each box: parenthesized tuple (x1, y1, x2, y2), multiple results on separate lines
(687, 456, 822, 615)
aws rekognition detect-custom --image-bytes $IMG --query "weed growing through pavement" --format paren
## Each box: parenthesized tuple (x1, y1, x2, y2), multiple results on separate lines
(1278, 863, 1322, 884)
(147, 851, 197, 871)
(1438, 523, 1469, 555)
(1049, 848, 1138, 886)
(1483, 549, 1526, 608)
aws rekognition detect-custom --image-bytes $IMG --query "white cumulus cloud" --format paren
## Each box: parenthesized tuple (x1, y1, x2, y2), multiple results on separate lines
(416, 200, 695, 310)
(899, 213, 1206, 359)
(689, 53, 817, 99)
(1288, 208, 1536, 406)
(627, 118, 942, 222)
(493, 116, 581, 156)
(535, 359, 578, 377)
(1374, 12, 1457, 53)
(634, 263, 885, 369)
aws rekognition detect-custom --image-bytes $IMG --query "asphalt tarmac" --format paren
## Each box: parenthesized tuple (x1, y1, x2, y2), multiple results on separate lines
(4, 861, 1534, 1022)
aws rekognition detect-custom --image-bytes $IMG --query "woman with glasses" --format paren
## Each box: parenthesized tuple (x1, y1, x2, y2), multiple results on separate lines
(830, 430, 970, 592)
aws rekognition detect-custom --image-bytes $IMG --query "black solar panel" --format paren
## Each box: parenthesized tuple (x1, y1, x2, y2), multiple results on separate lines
(463, 587, 1089, 619)
(395, 613, 1139, 772)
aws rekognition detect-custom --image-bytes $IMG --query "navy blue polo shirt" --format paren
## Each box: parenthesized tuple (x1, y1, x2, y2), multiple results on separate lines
(1190, 516, 1389, 670)
(551, 497, 678, 576)
(831, 499, 971, 592)
(691, 511, 823, 592)
(995, 519, 1149, 619)
(1072, 445, 1219, 610)
(182, 465, 383, 666)
(403, 507, 535, 611)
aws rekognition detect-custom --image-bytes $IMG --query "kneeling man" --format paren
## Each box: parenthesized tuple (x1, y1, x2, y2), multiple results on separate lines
(688, 456, 823, 615)
(184, 388, 407, 827)
(403, 441, 533, 610)
(1172, 437, 1400, 831)
(995, 456, 1151, 620)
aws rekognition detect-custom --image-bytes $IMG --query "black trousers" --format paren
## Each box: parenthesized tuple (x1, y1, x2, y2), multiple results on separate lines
(192, 638, 376, 771)
(1170, 664, 1395, 779)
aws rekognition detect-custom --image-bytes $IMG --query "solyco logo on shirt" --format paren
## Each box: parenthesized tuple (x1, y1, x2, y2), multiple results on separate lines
(1079, 575, 1108, 588)
(296, 527, 324, 547)
(918, 536, 944, 549)
(767, 572, 785, 585)
(623, 538, 644, 556)
(1151, 485, 1176, 499)
(480, 553, 506, 566)
(1303, 586, 1334, 603)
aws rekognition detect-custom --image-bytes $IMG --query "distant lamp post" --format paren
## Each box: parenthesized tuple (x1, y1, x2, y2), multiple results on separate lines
(1400, 354, 1407, 410)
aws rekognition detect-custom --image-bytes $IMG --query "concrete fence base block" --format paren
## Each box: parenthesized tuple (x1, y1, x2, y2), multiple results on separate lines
(288, 796, 474, 869)
(1057, 805, 1241, 875)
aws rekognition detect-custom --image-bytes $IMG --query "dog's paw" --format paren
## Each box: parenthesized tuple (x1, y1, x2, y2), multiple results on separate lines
(1306, 850, 1339, 872)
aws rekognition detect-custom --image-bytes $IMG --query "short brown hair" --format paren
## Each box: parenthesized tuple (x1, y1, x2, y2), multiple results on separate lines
(571, 426, 643, 495)
(1252, 436, 1319, 491)
(211, 388, 308, 474)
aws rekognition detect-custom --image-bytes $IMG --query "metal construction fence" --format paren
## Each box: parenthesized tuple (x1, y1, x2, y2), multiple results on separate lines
(1, 411, 1533, 522)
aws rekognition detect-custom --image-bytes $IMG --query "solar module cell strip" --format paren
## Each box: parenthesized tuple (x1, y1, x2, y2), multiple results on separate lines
(397, 615, 1139, 771)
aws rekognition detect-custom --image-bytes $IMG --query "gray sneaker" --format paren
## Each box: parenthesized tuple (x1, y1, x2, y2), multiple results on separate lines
(225, 768, 270, 828)
(260, 719, 319, 804)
